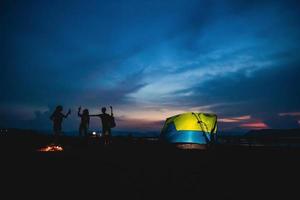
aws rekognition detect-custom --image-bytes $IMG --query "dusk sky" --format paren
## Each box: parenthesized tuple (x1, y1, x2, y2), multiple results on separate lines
(1, 0, 300, 132)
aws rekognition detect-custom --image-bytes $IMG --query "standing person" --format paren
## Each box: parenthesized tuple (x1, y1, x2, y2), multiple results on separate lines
(90, 106, 115, 145)
(78, 106, 90, 137)
(50, 105, 71, 143)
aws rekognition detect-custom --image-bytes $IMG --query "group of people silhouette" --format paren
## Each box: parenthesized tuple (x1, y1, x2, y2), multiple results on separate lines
(50, 105, 115, 145)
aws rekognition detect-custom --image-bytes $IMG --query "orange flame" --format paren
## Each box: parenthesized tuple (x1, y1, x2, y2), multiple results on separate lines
(37, 144, 63, 152)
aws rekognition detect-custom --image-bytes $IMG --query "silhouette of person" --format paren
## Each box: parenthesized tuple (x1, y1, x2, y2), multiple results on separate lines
(50, 105, 71, 142)
(90, 106, 114, 145)
(78, 106, 90, 137)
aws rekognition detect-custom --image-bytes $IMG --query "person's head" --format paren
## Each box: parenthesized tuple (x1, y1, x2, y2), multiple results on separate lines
(55, 105, 63, 112)
(101, 107, 106, 113)
(83, 109, 89, 115)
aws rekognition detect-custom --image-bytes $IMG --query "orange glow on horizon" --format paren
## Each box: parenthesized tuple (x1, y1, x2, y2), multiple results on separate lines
(240, 122, 268, 129)
(279, 112, 300, 116)
(219, 115, 251, 123)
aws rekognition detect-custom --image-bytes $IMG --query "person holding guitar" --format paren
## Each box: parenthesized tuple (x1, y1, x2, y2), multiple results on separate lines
(90, 106, 115, 145)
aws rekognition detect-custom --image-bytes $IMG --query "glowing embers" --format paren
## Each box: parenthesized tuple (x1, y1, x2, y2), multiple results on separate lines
(37, 143, 63, 152)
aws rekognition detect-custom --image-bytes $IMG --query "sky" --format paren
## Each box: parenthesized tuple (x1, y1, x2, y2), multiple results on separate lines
(1, 0, 300, 132)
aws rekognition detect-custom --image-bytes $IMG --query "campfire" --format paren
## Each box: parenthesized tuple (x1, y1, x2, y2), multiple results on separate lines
(37, 144, 64, 152)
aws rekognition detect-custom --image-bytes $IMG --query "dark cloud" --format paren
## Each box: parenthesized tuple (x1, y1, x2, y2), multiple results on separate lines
(177, 54, 299, 107)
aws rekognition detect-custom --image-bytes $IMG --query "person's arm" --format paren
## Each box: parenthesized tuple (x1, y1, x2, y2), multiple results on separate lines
(64, 109, 71, 118)
(110, 106, 113, 116)
(89, 114, 100, 117)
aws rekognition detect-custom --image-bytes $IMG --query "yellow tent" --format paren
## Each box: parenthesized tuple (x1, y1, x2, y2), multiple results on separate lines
(161, 112, 217, 145)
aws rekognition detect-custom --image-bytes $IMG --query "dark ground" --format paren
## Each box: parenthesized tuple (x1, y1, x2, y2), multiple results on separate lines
(1, 134, 300, 199)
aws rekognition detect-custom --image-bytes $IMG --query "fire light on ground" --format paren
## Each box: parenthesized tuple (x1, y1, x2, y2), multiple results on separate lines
(37, 144, 63, 152)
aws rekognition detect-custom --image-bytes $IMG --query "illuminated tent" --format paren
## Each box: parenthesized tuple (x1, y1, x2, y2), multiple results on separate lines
(160, 112, 217, 145)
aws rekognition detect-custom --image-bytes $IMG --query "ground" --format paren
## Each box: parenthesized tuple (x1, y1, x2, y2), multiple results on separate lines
(1, 134, 300, 199)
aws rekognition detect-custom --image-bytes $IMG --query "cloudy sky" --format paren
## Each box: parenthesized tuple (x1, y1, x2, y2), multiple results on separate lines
(1, 0, 300, 132)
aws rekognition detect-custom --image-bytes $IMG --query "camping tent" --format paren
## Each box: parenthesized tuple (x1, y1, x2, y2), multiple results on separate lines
(160, 112, 217, 146)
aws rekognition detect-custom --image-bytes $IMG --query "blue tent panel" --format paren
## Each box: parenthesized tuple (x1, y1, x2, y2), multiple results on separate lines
(161, 122, 210, 144)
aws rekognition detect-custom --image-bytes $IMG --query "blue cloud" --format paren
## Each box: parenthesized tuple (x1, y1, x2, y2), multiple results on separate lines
(1, 0, 300, 130)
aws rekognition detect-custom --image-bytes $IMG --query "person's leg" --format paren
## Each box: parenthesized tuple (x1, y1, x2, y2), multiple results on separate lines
(53, 124, 59, 144)
(104, 130, 109, 145)
(107, 129, 112, 144)
(80, 124, 86, 137)
(102, 128, 107, 145)
(106, 129, 111, 144)
(107, 135, 109, 145)
(104, 134, 107, 145)
(82, 125, 89, 145)
(55, 124, 62, 145)
(84, 125, 88, 137)
(106, 129, 110, 145)
(79, 125, 82, 137)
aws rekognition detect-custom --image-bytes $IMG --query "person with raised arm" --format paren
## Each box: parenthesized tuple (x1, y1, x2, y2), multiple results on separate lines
(50, 105, 71, 142)
(78, 106, 90, 137)
(90, 106, 115, 145)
